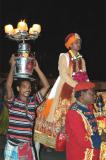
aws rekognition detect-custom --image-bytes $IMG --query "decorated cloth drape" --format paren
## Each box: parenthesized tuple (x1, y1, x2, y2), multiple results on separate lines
(34, 51, 89, 148)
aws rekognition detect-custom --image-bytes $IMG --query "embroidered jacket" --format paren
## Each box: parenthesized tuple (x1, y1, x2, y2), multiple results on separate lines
(65, 102, 101, 160)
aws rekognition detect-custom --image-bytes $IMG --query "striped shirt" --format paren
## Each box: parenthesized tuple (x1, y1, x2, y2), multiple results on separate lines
(7, 91, 43, 144)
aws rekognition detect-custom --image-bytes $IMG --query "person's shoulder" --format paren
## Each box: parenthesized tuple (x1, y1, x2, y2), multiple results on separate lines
(66, 103, 83, 121)
(59, 52, 69, 61)
(68, 102, 78, 111)
(66, 104, 80, 119)
(33, 91, 44, 101)
(59, 52, 68, 56)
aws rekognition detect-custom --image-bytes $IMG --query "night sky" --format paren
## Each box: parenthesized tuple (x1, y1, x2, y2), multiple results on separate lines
(0, 1, 106, 81)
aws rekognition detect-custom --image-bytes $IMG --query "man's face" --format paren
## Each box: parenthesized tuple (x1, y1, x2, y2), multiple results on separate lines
(71, 39, 81, 51)
(81, 89, 95, 105)
(18, 80, 31, 98)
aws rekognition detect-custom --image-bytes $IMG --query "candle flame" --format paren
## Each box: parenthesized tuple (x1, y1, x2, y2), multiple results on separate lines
(4, 24, 14, 34)
(17, 20, 28, 31)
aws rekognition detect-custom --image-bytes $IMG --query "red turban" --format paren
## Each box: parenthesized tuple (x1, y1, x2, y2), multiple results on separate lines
(74, 81, 95, 91)
(65, 33, 80, 49)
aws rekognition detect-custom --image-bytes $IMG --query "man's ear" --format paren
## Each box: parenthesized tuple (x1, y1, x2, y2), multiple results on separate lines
(17, 86, 19, 92)
(81, 91, 86, 98)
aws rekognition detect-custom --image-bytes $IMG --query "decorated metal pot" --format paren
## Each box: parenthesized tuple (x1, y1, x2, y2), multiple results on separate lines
(14, 42, 35, 79)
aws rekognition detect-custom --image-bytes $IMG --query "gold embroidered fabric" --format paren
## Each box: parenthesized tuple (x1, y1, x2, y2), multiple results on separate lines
(100, 142, 106, 160)
(84, 148, 94, 160)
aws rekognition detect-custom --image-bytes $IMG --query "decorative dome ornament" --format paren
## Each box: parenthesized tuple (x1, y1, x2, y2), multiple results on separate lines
(4, 20, 41, 42)
(4, 20, 41, 81)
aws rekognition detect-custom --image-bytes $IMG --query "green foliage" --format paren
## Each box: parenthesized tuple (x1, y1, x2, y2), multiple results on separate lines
(0, 105, 9, 135)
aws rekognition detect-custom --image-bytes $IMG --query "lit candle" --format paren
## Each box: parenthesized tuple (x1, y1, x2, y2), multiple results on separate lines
(29, 27, 34, 34)
(4, 24, 14, 34)
(32, 24, 41, 33)
(14, 28, 19, 34)
(17, 20, 28, 31)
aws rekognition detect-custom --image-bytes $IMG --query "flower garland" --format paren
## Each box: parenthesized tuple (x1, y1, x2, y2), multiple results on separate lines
(69, 50, 82, 60)
(68, 50, 88, 82)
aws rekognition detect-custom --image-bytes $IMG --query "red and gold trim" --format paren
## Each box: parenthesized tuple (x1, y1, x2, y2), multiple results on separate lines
(84, 148, 94, 160)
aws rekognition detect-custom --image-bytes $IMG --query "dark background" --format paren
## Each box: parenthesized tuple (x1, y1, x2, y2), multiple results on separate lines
(0, 1, 106, 80)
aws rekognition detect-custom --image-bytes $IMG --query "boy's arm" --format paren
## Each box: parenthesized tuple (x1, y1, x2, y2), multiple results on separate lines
(6, 54, 16, 100)
(33, 60, 50, 97)
(58, 54, 77, 87)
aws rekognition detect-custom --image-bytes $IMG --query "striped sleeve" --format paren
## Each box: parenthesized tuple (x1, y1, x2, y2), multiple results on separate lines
(6, 98, 15, 109)
(34, 91, 44, 107)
